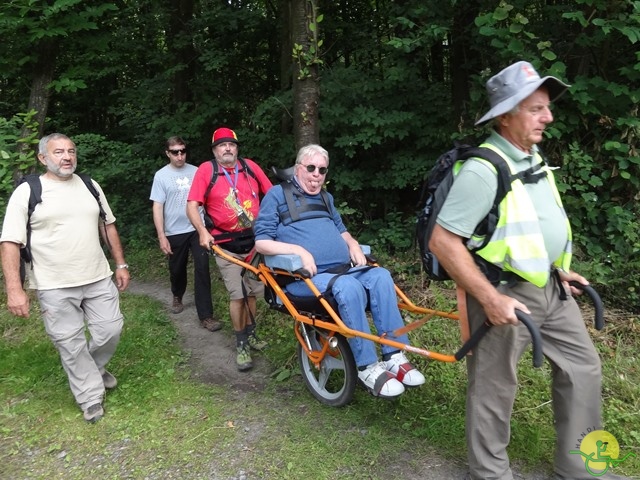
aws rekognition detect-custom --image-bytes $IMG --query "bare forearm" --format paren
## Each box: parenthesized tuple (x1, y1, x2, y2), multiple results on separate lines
(429, 224, 527, 325)
(340, 232, 366, 266)
(255, 239, 306, 256)
(255, 239, 317, 275)
(186, 202, 208, 235)
(152, 202, 166, 239)
(103, 223, 130, 291)
(429, 226, 495, 303)
(1, 242, 24, 292)
(187, 201, 214, 249)
(1, 242, 30, 317)
(103, 223, 126, 264)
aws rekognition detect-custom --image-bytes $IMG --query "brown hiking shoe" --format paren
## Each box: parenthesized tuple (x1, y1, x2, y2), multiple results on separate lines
(200, 317, 222, 332)
(171, 296, 184, 314)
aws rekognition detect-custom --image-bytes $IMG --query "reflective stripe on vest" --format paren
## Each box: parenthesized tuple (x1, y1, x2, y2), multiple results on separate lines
(467, 144, 572, 287)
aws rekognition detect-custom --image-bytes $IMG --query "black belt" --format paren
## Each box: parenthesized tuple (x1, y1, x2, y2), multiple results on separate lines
(499, 270, 527, 285)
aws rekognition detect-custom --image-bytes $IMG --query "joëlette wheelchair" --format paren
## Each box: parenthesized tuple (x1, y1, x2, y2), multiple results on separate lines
(210, 242, 604, 407)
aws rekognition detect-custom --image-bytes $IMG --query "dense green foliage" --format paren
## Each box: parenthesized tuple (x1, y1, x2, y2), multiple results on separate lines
(0, 0, 638, 306)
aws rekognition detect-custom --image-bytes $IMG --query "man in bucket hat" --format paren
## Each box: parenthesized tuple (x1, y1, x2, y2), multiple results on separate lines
(430, 62, 628, 479)
(187, 127, 272, 371)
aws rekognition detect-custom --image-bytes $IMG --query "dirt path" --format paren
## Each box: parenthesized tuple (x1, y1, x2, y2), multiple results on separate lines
(126, 279, 271, 395)
(126, 279, 548, 480)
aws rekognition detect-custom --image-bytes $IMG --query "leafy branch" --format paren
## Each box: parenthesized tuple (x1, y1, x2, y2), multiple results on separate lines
(292, 0, 324, 80)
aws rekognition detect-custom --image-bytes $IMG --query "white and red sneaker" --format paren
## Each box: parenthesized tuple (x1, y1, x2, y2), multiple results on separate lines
(358, 361, 405, 398)
(385, 352, 425, 387)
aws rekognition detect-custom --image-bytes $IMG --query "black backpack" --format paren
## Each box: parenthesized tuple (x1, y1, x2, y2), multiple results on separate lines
(18, 173, 106, 268)
(416, 144, 547, 281)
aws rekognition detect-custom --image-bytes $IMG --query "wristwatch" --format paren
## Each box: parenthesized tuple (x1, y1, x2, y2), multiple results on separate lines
(116, 264, 129, 269)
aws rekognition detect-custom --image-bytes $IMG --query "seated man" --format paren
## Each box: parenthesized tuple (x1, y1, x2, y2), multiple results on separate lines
(254, 144, 425, 398)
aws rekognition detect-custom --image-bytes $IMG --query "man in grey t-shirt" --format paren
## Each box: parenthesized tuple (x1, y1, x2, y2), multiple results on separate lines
(150, 136, 220, 332)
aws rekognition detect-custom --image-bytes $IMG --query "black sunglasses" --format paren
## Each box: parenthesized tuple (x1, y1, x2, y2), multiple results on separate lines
(168, 148, 187, 155)
(300, 164, 328, 174)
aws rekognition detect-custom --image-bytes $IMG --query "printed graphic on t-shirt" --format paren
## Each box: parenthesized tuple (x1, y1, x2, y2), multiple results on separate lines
(224, 186, 255, 229)
(174, 175, 191, 206)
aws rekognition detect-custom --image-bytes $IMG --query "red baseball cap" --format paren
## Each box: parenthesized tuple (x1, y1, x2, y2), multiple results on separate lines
(211, 127, 239, 147)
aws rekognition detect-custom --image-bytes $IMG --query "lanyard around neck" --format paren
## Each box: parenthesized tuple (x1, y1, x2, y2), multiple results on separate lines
(221, 163, 240, 202)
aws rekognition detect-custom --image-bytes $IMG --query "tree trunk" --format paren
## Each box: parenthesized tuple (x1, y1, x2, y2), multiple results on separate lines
(450, 1, 482, 130)
(291, 0, 320, 150)
(279, 0, 293, 135)
(169, 0, 196, 105)
(19, 38, 59, 168)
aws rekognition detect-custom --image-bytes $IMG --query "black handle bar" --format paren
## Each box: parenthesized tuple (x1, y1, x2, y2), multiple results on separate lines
(455, 310, 543, 368)
(568, 281, 604, 331)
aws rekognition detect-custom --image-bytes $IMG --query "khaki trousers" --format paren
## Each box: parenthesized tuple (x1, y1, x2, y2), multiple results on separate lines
(465, 274, 602, 480)
(38, 277, 124, 411)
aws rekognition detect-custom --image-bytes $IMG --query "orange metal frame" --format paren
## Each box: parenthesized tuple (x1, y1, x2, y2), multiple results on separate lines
(211, 244, 465, 367)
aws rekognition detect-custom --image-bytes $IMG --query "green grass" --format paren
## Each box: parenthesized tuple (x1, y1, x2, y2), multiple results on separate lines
(1, 247, 639, 479)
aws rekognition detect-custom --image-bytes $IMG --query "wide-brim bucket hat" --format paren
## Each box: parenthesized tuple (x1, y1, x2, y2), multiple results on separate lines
(475, 61, 570, 125)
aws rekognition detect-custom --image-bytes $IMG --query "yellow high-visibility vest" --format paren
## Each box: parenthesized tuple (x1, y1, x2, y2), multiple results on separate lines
(466, 144, 572, 287)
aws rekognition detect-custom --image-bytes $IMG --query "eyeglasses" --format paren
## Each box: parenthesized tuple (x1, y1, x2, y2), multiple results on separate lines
(300, 164, 328, 175)
(168, 148, 187, 155)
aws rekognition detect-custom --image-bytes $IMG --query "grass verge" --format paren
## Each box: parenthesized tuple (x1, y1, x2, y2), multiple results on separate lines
(1, 247, 639, 479)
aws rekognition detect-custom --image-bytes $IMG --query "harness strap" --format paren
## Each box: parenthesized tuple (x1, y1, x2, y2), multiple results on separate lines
(213, 229, 253, 242)
(552, 268, 568, 301)
(511, 162, 547, 185)
(323, 265, 375, 299)
(281, 181, 331, 224)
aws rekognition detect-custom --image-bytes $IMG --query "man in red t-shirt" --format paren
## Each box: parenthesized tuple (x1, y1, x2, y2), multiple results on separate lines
(187, 127, 272, 371)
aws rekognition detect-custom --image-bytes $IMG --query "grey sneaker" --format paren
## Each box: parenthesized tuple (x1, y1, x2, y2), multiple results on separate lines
(247, 334, 268, 351)
(171, 296, 184, 314)
(102, 370, 117, 389)
(83, 403, 104, 423)
(236, 343, 253, 371)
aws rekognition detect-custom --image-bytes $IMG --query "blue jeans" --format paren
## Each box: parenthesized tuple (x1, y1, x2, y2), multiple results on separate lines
(286, 266, 409, 367)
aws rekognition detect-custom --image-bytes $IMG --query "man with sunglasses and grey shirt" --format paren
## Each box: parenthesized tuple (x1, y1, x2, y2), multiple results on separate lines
(150, 136, 220, 332)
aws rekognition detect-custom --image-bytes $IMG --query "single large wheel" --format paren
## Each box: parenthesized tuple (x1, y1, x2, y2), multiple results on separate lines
(296, 326, 357, 407)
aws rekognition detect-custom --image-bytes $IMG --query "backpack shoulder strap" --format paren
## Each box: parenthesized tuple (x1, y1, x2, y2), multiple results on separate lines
(207, 158, 257, 195)
(200, 160, 220, 230)
(20, 174, 43, 219)
(238, 157, 257, 180)
(461, 146, 512, 204)
(17, 174, 43, 279)
(76, 173, 107, 222)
